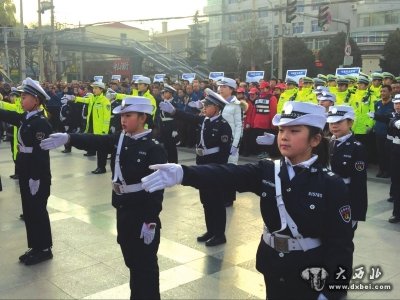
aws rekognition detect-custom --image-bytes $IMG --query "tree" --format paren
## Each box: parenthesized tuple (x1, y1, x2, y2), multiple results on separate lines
(209, 44, 238, 77)
(0, 0, 17, 27)
(283, 37, 316, 77)
(187, 11, 205, 67)
(319, 32, 362, 74)
(238, 38, 271, 80)
(380, 28, 400, 74)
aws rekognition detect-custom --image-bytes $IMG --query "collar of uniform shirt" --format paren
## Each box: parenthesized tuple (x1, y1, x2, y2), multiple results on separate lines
(332, 132, 352, 147)
(205, 114, 220, 122)
(285, 155, 318, 180)
(125, 129, 152, 140)
(26, 109, 41, 119)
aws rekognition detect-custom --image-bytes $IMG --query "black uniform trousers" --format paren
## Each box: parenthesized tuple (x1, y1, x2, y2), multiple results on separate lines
(391, 144, 400, 217)
(385, 139, 394, 197)
(199, 189, 226, 237)
(116, 207, 160, 300)
(376, 134, 389, 174)
(19, 176, 52, 250)
(160, 120, 178, 163)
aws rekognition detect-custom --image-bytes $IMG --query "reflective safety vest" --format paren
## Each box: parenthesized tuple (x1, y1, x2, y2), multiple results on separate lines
(349, 89, 377, 134)
(75, 94, 111, 134)
(277, 88, 298, 113)
(335, 90, 353, 105)
(295, 87, 317, 104)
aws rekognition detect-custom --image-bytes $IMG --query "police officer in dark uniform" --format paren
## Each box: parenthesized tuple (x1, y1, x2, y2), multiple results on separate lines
(105, 87, 122, 135)
(143, 102, 354, 299)
(327, 105, 368, 230)
(159, 88, 233, 246)
(41, 97, 167, 299)
(0, 77, 53, 265)
(159, 84, 179, 163)
(387, 95, 400, 223)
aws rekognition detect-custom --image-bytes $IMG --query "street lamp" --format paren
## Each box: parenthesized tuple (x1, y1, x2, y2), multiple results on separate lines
(267, 0, 275, 78)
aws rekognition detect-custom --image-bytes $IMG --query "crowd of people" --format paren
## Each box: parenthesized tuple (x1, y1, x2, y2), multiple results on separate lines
(1, 71, 400, 299)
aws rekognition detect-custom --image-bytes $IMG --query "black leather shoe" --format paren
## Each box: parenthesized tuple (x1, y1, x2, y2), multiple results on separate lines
(84, 152, 96, 157)
(225, 201, 233, 207)
(197, 232, 213, 242)
(387, 197, 394, 203)
(61, 149, 71, 153)
(376, 172, 383, 178)
(388, 216, 400, 224)
(92, 168, 106, 174)
(9, 174, 19, 180)
(19, 248, 34, 263)
(24, 248, 53, 265)
(19, 214, 24, 221)
(380, 172, 390, 179)
(205, 235, 226, 247)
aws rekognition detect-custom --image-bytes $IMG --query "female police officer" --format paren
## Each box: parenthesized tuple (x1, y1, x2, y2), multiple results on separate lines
(40, 97, 167, 299)
(0, 78, 53, 265)
(142, 102, 354, 300)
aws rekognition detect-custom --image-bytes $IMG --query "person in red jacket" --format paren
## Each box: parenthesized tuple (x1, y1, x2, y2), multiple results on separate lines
(253, 89, 278, 158)
(241, 87, 256, 156)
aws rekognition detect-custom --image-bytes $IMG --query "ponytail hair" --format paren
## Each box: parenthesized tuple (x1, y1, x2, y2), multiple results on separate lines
(307, 126, 329, 167)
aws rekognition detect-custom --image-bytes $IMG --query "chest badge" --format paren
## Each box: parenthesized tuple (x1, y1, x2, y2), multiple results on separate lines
(354, 161, 365, 171)
(35, 132, 46, 141)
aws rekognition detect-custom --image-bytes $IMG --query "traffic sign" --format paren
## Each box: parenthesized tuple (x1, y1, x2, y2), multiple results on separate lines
(344, 44, 351, 56)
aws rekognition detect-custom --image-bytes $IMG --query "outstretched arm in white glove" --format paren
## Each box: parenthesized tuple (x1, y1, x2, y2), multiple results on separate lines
(40, 133, 70, 150)
(159, 101, 176, 114)
(105, 88, 117, 100)
(395, 120, 400, 129)
(256, 133, 276, 145)
(140, 223, 156, 245)
(141, 163, 183, 193)
(188, 100, 203, 109)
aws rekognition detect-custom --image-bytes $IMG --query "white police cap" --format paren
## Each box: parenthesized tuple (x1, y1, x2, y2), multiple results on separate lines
(112, 96, 154, 115)
(272, 101, 326, 130)
(20, 77, 50, 101)
(317, 91, 336, 103)
(216, 77, 237, 89)
(91, 81, 105, 89)
(162, 84, 176, 93)
(202, 88, 229, 108)
(392, 94, 400, 104)
(313, 86, 329, 94)
(326, 105, 355, 123)
(135, 76, 151, 85)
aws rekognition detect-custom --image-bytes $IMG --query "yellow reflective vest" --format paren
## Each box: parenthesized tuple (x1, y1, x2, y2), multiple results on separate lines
(334, 90, 353, 105)
(295, 87, 317, 104)
(75, 94, 110, 134)
(349, 89, 378, 134)
(277, 88, 298, 113)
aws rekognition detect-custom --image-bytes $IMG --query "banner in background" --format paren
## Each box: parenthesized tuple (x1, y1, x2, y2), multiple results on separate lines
(111, 74, 121, 82)
(182, 73, 196, 83)
(285, 69, 307, 84)
(246, 71, 264, 83)
(93, 75, 103, 82)
(209, 72, 224, 81)
(154, 74, 166, 82)
(335, 67, 361, 77)
(131, 75, 143, 82)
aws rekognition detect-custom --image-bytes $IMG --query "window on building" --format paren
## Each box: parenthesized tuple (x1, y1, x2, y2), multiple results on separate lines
(311, 20, 321, 32)
(311, 0, 323, 10)
(296, 0, 304, 12)
(305, 40, 313, 50)
(292, 22, 304, 34)
(259, 7, 268, 18)
(274, 25, 279, 36)
(316, 39, 329, 49)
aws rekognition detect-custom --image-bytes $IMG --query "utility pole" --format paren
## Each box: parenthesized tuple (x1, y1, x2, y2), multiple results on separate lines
(278, 0, 283, 79)
(20, 0, 26, 80)
(267, 0, 275, 77)
(50, 0, 56, 82)
(3, 28, 10, 77)
(38, 0, 45, 81)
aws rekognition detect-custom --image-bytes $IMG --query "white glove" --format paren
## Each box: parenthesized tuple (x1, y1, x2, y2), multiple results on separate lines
(64, 94, 75, 101)
(110, 126, 116, 134)
(29, 179, 40, 196)
(230, 146, 238, 156)
(367, 112, 375, 118)
(159, 101, 176, 114)
(171, 131, 178, 138)
(60, 95, 68, 104)
(188, 100, 203, 109)
(256, 133, 276, 145)
(140, 222, 156, 245)
(105, 88, 117, 100)
(395, 120, 400, 129)
(40, 133, 69, 150)
(317, 293, 328, 300)
(141, 163, 183, 193)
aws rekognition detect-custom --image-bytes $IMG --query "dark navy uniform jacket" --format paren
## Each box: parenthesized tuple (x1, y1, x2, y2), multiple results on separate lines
(69, 132, 167, 224)
(0, 110, 52, 181)
(181, 159, 354, 295)
(174, 110, 232, 165)
(330, 134, 368, 221)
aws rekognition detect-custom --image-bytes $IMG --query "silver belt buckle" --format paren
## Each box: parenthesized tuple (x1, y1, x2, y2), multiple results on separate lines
(112, 182, 123, 195)
(196, 148, 204, 156)
(273, 236, 290, 253)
